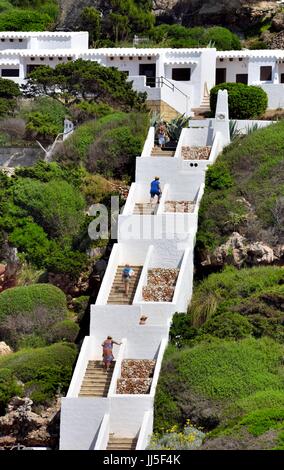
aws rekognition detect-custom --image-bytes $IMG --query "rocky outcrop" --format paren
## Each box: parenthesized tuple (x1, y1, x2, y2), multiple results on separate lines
(0, 342, 13, 356)
(0, 397, 60, 449)
(154, 1, 279, 32)
(201, 232, 283, 268)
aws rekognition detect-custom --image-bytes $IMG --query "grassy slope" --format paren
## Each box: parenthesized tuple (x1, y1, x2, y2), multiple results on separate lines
(197, 121, 284, 254)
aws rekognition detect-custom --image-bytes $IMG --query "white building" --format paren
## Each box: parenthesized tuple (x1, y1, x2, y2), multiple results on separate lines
(1, 31, 284, 111)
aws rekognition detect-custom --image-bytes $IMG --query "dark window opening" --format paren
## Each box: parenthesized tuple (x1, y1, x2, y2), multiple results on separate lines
(139, 63, 156, 87)
(19, 39, 23, 43)
(120, 56, 124, 60)
(40, 57, 44, 61)
(239, 58, 243, 61)
(260, 66, 272, 81)
(236, 74, 248, 85)
(172, 68, 191, 81)
(129, 57, 133, 60)
(26, 64, 41, 75)
(58, 57, 63, 61)
(9, 39, 14, 42)
(67, 57, 72, 60)
(281, 73, 284, 84)
(216, 68, 227, 85)
(110, 57, 114, 60)
(1, 39, 5, 42)
(49, 57, 53, 61)
(1, 68, 19, 77)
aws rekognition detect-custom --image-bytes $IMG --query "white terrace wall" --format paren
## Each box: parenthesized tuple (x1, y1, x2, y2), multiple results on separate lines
(59, 90, 230, 450)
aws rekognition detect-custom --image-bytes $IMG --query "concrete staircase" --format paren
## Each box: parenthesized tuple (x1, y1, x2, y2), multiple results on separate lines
(133, 203, 158, 215)
(79, 361, 115, 397)
(107, 266, 142, 305)
(107, 435, 137, 451)
(192, 94, 210, 118)
(151, 147, 175, 157)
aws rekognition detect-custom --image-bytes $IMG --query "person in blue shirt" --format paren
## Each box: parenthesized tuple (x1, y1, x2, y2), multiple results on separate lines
(150, 176, 162, 203)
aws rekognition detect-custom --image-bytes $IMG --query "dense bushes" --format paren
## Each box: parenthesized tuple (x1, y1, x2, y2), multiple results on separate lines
(0, 368, 23, 414)
(13, 178, 85, 240)
(56, 111, 149, 177)
(0, 283, 68, 348)
(149, 25, 241, 50)
(0, 0, 58, 31)
(0, 343, 77, 404)
(155, 337, 284, 434)
(210, 83, 268, 119)
(197, 120, 284, 253)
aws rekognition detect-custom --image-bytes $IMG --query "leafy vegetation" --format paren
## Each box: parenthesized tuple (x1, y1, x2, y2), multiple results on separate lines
(0, 343, 77, 404)
(210, 83, 268, 119)
(149, 25, 241, 50)
(197, 120, 284, 254)
(155, 337, 284, 441)
(0, 283, 68, 348)
(0, 0, 58, 31)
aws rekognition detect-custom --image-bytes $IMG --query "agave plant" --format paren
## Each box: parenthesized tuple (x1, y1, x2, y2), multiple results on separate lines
(229, 119, 241, 141)
(165, 114, 191, 142)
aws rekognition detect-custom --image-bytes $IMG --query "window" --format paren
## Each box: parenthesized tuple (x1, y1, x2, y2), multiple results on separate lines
(281, 73, 284, 84)
(172, 68, 191, 81)
(1, 68, 19, 77)
(26, 64, 41, 75)
(1, 39, 5, 42)
(236, 74, 248, 85)
(260, 66, 272, 81)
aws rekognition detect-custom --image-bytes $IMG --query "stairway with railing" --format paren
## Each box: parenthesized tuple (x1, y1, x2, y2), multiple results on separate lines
(59, 90, 230, 451)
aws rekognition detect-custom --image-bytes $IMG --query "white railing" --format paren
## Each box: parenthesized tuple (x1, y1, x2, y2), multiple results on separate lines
(141, 127, 155, 158)
(193, 183, 205, 215)
(67, 337, 94, 397)
(122, 183, 137, 215)
(94, 414, 110, 450)
(133, 245, 154, 305)
(172, 247, 192, 308)
(108, 338, 127, 396)
(136, 410, 153, 450)
(209, 131, 222, 164)
(95, 244, 120, 305)
(149, 338, 168, 396)
(156, 183, 169, 215)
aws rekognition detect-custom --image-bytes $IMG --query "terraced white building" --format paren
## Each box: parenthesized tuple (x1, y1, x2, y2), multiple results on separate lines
(1, 31, 284, 113)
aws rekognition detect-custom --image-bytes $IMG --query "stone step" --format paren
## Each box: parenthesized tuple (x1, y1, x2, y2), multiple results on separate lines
(107, 437, 137, 450)
(107, 265, 142, 305)
(79, 360, 115, 397)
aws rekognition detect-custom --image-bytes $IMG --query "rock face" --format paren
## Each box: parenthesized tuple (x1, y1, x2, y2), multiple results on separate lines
(153, 0, 279, 31)
(202, 232, 280, 268)
(0, 397, 60, 449)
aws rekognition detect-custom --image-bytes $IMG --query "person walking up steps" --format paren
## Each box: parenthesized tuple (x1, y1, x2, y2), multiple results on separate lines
(122, 264, 134, 296)
(102, 336, 122, 371)
(150, 176, 162, 204)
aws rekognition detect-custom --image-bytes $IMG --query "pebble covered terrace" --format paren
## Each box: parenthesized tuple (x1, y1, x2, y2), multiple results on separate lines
(142, 268, 179, 302)
(165, 201, 195, 213)
(182, 146, 211, 160)
(117, 359, 156, 394)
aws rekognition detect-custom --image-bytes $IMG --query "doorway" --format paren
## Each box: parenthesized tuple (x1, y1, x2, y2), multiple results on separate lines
(216, 68, 227, 85)
(139, 63, 156, 87)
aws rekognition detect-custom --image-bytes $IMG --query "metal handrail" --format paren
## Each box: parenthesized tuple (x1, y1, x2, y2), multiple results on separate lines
(159, 76, 189, 99)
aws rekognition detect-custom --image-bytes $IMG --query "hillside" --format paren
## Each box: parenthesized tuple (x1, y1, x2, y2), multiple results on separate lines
(196, 121, 284, 270)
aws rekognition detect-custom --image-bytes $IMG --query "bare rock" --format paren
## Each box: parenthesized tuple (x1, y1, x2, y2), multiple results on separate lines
(0, 341, 13, 356)
(213, 232, 277, 267)
(271, 11, 284, 31)
(0, 396, 60, 449)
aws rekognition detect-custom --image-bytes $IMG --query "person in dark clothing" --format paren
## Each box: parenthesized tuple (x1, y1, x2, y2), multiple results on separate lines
(150, 176, 162, 203)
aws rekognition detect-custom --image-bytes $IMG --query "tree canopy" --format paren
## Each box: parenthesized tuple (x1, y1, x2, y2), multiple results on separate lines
(22, 59, 146, 111)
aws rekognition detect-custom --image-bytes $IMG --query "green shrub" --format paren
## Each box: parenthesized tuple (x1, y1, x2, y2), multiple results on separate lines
(197, 121, 284, 252)
(71, 101, 113, 123)
(200, 312, 252, 340)
(88, 125, 143, 177)
(0, 283, 68, 348)
(45, 319, 80, 343)
(13, 178, 85, 240)
(155, 337, 284, 432)
(0, 9, 52, 31)
(205, 163, 233, 190)
(0, 343, 77, 404)
(0, 368, 23, 415)
(148, 425, 205, 450)
(210, 82, 268, 119)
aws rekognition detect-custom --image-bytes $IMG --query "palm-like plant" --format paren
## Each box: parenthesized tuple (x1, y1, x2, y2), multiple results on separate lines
(165, 113, 191, 142)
